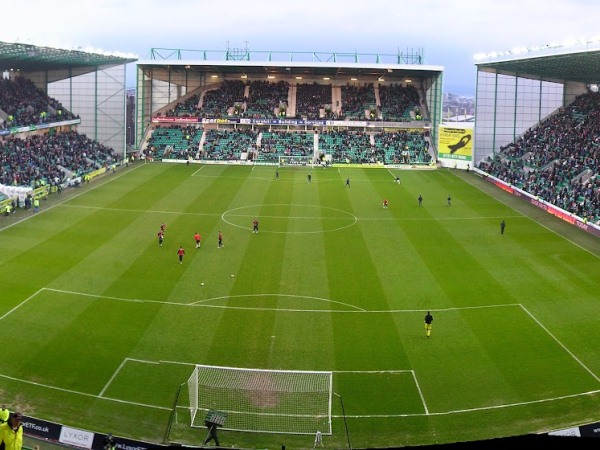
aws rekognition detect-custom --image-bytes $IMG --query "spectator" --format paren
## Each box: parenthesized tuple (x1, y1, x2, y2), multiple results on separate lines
(0, 405, 9, 424)
(0, 411, 23, 450)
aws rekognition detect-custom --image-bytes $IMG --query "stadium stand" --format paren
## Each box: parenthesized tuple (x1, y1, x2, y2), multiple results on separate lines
(0, 78, 77, 129)
(340, 82, 377, 120)
(0, 131, 117, 189)
(245, 80, 290, 118)
(478, 91, 600, 225)
(295, 82, 331, 119)
(378, 83, 421, 122)
(201, 129, 259, 161)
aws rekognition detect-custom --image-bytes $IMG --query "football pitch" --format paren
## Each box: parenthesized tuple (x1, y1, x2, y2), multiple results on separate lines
(1, 162, 599, 449)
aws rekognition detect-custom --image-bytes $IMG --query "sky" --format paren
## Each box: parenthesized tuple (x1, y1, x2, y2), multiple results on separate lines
(3, 0, 600, 96)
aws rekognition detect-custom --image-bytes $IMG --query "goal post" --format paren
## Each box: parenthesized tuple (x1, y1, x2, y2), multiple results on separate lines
(187, 364, 333, 435)
(278, 155, 316, 167)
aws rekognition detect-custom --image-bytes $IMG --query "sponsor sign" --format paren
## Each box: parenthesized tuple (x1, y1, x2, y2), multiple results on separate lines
(59, 426, 94, 449)
(438, 125, 473, 161)
(21, 415, 62, 441)
(548, 427, 581, 437)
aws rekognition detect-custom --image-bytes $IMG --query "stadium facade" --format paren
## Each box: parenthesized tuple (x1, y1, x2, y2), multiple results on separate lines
(134, 47, 444, 161)
(474, 39, 600, 166)
(0, 41, 135, 153)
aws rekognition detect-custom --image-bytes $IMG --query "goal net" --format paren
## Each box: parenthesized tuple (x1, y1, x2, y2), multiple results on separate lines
(278, 155, 315, 167)
(187, 364, 332, 435)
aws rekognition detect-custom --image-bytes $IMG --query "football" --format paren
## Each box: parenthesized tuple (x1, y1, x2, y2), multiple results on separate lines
(201, 282, 205, 286)
(231, 274, 235, 277)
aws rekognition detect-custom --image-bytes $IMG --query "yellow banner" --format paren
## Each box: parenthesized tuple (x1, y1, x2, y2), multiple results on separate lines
(438, 126, 473, 160)
(32, 185, 50, 200)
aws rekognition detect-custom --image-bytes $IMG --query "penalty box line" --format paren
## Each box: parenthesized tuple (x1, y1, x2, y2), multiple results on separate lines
(6, 290, 597, 411)
(0, 359, 169, 412)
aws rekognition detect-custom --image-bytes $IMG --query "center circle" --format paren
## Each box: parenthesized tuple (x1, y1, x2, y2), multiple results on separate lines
(222, 204, 357, 234)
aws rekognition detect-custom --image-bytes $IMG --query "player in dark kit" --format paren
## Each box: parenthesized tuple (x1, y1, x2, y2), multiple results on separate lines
(218, 231, 223, 248)
(203, 421, 220, 447)
(424, 311, 433, 338)
(500, 220, 506, 234)
(157, 231, 164, 247)
(418, 194, 423, 206)
(253, 218, 259, 233)
(177, 246, 185, 264)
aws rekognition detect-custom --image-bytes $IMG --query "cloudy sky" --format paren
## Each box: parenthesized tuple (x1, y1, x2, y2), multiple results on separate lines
(2, 0, 600, 96)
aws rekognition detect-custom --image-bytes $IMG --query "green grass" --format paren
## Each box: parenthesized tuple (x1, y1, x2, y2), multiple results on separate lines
(1, 162, 599, 449)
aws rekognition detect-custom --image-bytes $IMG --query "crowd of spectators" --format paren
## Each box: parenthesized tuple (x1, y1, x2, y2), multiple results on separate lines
(378, 83, 420, 122)
(319, 130, 378, 164)
(260, 131, 314, 159)
(295, 83, 331, 119)
(340, 83, 376, 120)
(202, 129, 259, 160)
(144, 125, 433, 166)
(373, 130, 431, 164)
(165, 94, 201, 117)
(146, 125, 202, 160)
(0, 77, 77, 129)
(245, 80, 289, 118)
(200, 80, 247, 118)
(0, 130, 118, 189)
(157, 80, 424, 125)
(478, 91, 600, 224)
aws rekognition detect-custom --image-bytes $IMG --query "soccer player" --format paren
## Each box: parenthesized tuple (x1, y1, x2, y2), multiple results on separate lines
(275, 170, 279, 180)
(218, 231, 223, 248)
(424, 311, 433, 338)
(345, 177, 350, 187)
(177, 245, 185, 264)
(447, 195, 451, 206)
(160, 222, 166, 232)
(418, 194, 423, 207)
(308, 173, 312, 184)
(500, 220, 506, 234)
(194, 232, 202, 248)
(157, 230, 164, 247)
(383, 199, 388, 208)
(252, 218, 259, 233)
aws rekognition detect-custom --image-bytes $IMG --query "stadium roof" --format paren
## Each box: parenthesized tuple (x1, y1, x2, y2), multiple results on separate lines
(0, 41, 137, 73)
(138, 48, 443, 82)
(475, 46, 600, 85)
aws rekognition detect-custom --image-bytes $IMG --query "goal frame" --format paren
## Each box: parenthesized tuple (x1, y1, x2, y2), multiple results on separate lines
(187, 364, 333, 435)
